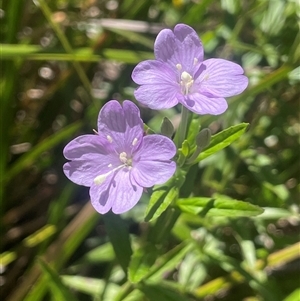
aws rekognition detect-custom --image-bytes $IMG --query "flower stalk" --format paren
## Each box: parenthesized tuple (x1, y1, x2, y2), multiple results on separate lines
(178, 105, 190, 147)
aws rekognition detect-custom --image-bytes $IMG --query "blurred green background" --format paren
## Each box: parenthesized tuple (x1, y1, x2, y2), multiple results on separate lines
(1, 0, 299, 300)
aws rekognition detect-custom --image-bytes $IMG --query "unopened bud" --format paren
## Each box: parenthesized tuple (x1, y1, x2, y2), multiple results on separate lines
(186, 128, 211, 165)
(195, 128, 211, 150)
(160, 117, 174, 138)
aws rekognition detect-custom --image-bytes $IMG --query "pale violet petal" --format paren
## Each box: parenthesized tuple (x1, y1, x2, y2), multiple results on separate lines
(63, 158, 114, 187)
(97, 100, 143, 154)
(197, 59, 248, 97)
(63, 134, 119, 186)
(173, 24, 204, 70)
(132, 135, 176, 187)
(97, 100, 125, 133)
(134, 135, 177, 162)
(132, 60, 177, 85)
(90, 172, 115, 214)
(110, 169, 143, 214)
(179, 93, 228, 115)
(134, 83, 179, 110)
(132, 160, 176, 187)
(154, 28, 177, 63)
(63, 134, 113, 160)
(90, 168, 143, 214)
(154, 24, 204, 73)
(122, 100, 145, 152)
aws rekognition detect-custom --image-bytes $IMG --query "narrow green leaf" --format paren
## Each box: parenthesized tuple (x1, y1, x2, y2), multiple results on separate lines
(147, 187, 179, 223)
(144, 188, 167, 221)
(81, 242, 115, 263)
(152, 187, 179, 221)
(4, 121, 82, 183)
(9, 204, 99, 301)
(147, 242, 194, 281)
(121, 289, 144, 301)
(128, 244, 158, 283)
(62, 275, 119, 299)
(177, 197, 264, 217)
(0, 44, 153, 63)
(145, 169, 186, 222)
(23, 225, 56, 248)
(207, 253, 281, 301)
(107, 28, 154, 49)
(177, 252, 207, 291)
(0, 251, 17, 268)
(195, 123, 249, 163)
(139, 282, 191, 301)
(38, 259, 79, 301)
(283, 288, 300, 301)
(148, 207, 181, 244)
(62, 275, 104, 296)
(177, 141, 190, 166)
(103, 212, 132, 273)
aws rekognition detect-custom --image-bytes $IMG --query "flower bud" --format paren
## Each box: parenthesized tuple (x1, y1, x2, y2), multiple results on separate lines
(186, 128, 211, 165)
(160, 117, 174, 138)
(195, 128, 211, 150)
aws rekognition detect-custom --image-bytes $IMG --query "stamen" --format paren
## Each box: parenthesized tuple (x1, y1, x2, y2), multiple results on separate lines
(176, 63, 182, 70)
(132, 138, 138, 146)
(119, 152, 128, 164)
(193, 58, 198, 65)
(107, 135, 113, 143)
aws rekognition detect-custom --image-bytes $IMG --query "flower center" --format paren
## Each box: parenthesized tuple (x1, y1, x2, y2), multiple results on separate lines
(93, 138, 137, 185)
(180, 71, 194, 95)
(176, 62, 196, 95)
(119, 151, 132, 166)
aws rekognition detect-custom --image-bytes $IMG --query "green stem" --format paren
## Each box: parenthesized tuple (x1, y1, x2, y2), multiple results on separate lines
(178, 105, 190, 147)
(113, 281, 134, 301)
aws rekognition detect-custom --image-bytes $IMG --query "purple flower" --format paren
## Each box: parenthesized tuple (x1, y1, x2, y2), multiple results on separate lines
(132, 24, 248, 115)
(63, 100, 176, 214)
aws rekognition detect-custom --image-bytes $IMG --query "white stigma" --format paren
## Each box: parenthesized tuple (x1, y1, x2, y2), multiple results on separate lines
(132, 138, 138, 146)
(93, 164, 125, 185)
(176, 63, 182, 70)
(107, 135, 113, 143)
(93, 152, 134, 186)
(180, 71, 194, 95)
(94, 174, 108, 185)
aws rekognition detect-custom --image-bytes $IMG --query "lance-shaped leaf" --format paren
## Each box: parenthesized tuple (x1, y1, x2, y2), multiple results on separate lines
(103, 212, 132, 273)
(38, 259, 79, 301)
(176, 197, 264, 217)
(195, 123, 249, 163)
(139, 282, 191, 301)
(144, 169, 186, 222)
(128, 243, 158, 283)
(62, 275, 119, 299)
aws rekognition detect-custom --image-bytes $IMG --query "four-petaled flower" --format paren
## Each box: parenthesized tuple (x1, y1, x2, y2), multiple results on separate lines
(63, 100, 176, 214)
(132, 23, 248, 115)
